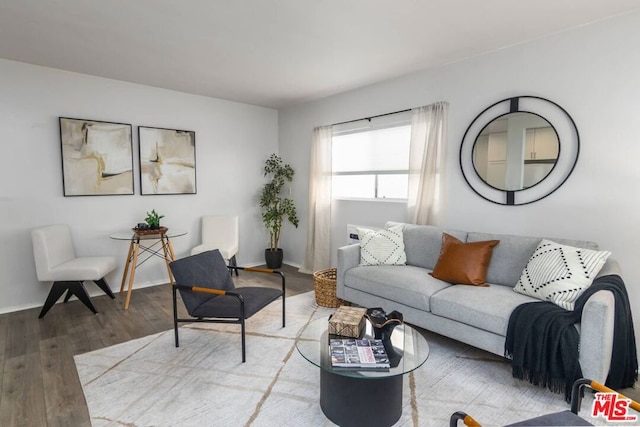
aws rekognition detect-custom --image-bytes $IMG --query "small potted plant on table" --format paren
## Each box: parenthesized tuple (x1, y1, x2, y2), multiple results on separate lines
(134, 209, 166, 235)
(145, 209, 165, 229)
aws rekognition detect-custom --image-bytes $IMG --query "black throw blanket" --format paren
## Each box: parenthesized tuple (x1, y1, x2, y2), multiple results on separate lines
(505, 274, 638, 401)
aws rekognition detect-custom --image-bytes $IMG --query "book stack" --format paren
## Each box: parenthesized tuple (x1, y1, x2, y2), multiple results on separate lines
(329, 338, 391, 369)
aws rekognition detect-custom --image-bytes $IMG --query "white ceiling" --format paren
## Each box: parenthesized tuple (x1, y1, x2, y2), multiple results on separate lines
(1, 1, 639, 109)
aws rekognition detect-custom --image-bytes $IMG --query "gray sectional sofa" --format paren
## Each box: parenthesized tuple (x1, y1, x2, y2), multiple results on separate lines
(336, 222, 619, 383)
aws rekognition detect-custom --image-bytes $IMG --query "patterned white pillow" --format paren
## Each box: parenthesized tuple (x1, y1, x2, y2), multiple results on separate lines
(513, 239, 611, 310)
(358, 225, 407, 266)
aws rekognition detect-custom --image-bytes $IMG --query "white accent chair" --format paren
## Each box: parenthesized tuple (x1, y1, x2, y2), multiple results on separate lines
(191, 215, 239, 274)
(31, 224, 117, 318)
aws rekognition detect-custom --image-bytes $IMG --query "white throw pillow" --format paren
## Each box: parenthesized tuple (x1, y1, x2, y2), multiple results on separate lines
(513, 239, 611, 310)
(358, 225, 407, 266)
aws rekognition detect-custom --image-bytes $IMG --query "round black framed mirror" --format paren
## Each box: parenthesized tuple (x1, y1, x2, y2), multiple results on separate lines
(473, 112, 560, 191)
(460, 96, 579, 205)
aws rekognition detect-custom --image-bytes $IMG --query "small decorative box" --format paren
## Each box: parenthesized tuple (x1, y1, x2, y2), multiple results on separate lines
(328, 306, 367, 338)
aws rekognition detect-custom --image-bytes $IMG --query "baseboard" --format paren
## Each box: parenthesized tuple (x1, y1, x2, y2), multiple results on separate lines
(0, 302, 41, 315)
(240, 260, 302, 269)
(282, 260, 301, 269)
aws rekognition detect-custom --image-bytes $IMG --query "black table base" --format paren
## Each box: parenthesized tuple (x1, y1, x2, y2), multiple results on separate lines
(320, 368, 403, 427)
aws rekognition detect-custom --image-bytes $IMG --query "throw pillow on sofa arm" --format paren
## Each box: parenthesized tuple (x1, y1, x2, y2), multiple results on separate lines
(513, 239, 611, 310)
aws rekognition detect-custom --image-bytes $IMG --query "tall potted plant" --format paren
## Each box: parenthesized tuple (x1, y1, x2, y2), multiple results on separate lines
(259, 154, 299, 268)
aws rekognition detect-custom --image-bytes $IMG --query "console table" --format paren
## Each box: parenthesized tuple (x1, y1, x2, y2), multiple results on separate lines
(110, 229, 187, 309)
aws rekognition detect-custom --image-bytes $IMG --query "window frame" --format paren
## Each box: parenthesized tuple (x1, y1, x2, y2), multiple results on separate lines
(332, 170, 409, 200)
(331, 112, 412, 202)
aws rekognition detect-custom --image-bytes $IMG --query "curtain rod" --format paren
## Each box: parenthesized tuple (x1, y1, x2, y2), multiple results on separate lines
(330, 108, 412, 127)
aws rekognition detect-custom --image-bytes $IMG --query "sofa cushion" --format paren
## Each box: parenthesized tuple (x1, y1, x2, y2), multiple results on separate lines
(513, 239, 611, 310)
(431, 233, 500, 286)
(343, 265, 450, 312)
(358, 225, 407, 266)
(395, 223, 467, 270)
(430, 282, 538, 336)
(466, 232, 599, 288)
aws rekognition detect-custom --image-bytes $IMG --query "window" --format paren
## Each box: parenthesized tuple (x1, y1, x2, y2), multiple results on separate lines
(332, 114, 411, 200)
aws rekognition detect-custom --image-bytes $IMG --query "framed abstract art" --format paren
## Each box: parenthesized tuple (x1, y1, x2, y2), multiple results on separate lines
(138, 126, 196, 195)
(59, 117, 134, 196)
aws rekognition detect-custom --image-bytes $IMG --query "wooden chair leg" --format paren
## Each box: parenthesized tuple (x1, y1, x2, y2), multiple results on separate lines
(63, 289, 73, 303)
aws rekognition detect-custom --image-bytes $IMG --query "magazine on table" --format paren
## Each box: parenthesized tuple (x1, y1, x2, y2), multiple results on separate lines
(329, 338, 391, 369)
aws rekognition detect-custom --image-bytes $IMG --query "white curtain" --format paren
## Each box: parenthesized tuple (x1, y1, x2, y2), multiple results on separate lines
(407, 102, 449, 226)
(300, 125, 333, 274)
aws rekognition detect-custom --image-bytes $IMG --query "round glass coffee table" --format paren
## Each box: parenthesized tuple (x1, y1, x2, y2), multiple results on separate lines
(296, 316, 429, 427)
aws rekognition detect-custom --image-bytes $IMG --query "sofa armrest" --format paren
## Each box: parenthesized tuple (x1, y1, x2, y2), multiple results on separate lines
(579, 289, 615, 384)
(337, 244, 360, 299)
(580, 258, 620, 382)
(596, 257, 622, 278)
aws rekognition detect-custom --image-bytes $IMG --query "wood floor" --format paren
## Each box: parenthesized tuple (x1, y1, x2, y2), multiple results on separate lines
(0, 265, 314, 427)
(4, 267, 638, 426)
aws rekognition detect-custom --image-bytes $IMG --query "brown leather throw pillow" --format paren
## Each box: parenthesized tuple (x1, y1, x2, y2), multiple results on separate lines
(430, 233, 500, 286)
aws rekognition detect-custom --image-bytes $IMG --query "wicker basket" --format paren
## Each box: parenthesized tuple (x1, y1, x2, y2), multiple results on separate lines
(313, 268, 347, 308)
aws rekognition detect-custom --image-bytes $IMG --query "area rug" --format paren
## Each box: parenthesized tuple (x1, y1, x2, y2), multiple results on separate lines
(74, 292, 618, 426)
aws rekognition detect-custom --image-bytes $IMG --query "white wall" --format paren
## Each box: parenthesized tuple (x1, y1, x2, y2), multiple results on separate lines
(0, 59, 278, 313)
(279, 11, 640, 332)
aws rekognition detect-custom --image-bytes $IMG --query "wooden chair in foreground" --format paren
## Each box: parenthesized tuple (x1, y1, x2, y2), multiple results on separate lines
(450, 378, 640, 426)
(169, 249, 285, 362)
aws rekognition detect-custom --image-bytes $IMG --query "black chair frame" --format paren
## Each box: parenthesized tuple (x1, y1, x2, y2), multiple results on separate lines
(450, 378, 640, 426)
(172, 265, 285, 362)
(39, 277, 115, 318)
(229, 254, 239, 276)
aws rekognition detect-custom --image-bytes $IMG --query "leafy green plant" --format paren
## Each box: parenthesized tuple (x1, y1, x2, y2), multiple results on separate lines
(259, 154, 299, 250)
(144, 209, 164, 228)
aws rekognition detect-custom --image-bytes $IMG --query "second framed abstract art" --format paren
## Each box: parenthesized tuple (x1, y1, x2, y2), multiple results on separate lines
(138, 126, 196, 195)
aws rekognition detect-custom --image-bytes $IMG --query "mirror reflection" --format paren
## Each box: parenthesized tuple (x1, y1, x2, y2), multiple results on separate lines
(472, 112, 559, 191)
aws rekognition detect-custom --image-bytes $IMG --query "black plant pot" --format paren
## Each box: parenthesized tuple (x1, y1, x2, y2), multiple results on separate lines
(265, 248, 283, 269)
